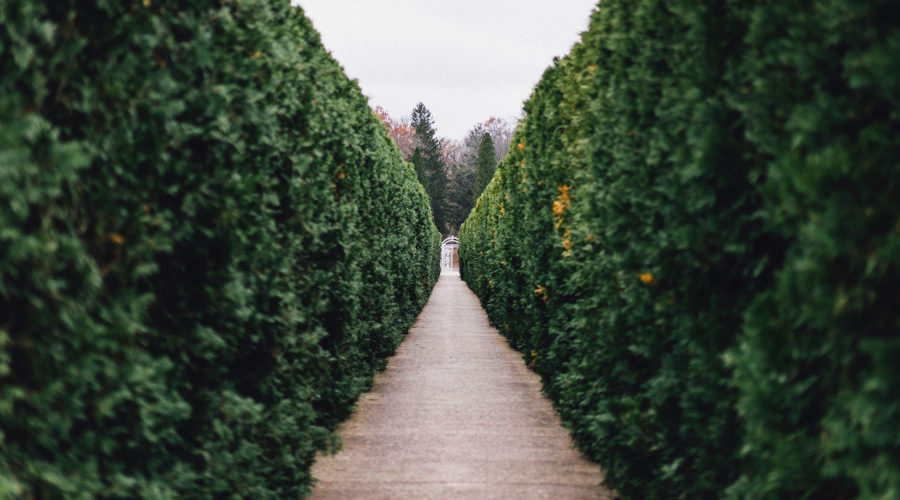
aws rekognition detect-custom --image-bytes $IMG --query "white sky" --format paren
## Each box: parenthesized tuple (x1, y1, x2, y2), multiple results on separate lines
(293, 0, 597, 141)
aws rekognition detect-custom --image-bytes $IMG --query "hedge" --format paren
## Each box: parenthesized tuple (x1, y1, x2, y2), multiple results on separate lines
(459, 0, 900, 498)
(0, 1, 439, 497)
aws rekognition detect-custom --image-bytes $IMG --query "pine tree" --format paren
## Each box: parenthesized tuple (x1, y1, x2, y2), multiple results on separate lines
(473, 132, 496, 202)
(446, 163, 476, 234)
(410, 103, 448, 232)
(410, 147, 428, 193)
(462, 123, 486, 168)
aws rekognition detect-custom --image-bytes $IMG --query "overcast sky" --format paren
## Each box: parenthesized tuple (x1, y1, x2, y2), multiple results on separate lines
(293, 0, 598, 141)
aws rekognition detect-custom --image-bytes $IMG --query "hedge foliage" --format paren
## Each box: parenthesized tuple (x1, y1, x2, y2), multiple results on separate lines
(459, 0, 900, 498)
(0, 1, 439, 497)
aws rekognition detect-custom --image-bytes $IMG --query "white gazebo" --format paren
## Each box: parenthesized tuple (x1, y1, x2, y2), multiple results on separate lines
(440, 236, 459, 271)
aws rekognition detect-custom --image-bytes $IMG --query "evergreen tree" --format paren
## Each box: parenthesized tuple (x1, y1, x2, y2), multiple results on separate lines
(446, 163, 476, 234)
(410, 147, 428, 193)
(410, 102, 448, 232)
(473, 132, 496, 202)
(461, 123, 486, 168)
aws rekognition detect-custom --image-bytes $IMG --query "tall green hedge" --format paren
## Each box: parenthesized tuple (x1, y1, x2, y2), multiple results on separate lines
(459, 0, 900, 498)
(0, 1, 440, 497)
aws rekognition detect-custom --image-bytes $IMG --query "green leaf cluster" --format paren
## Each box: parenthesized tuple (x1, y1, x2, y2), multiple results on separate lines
(459, 0, 900, 498)
(0, 1, 439, 497)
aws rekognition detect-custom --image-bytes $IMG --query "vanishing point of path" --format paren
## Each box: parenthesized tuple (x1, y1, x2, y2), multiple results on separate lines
(310, 270, 613, 499)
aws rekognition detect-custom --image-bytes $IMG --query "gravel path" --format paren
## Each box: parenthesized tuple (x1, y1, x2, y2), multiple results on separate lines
(309, 270, 612, 499)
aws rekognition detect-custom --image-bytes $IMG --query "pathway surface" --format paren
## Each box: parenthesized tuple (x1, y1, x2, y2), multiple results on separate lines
(310, 270, 612, 499)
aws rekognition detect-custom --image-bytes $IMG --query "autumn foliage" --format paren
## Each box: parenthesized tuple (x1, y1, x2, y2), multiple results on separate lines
(373, 105, 417, 161)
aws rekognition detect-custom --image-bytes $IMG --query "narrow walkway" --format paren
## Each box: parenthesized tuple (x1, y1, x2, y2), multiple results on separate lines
(309, 270, 611, 499)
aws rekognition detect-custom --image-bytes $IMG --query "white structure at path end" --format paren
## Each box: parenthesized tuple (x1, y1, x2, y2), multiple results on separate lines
(440, 236, 459, 271)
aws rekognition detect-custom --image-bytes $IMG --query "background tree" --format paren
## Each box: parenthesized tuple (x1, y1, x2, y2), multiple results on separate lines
(458, 117, 515, 169)
(446, 165, 476, 235)
(442, 118, 517, 233)
(483, 116, 514, 163)
(373, 105, 416, 160)
(410, 102, 448, 232)
(440, 138, 464, 167)
(473, 132, 497, 202)
(373, 111, 516, 235)
(410, 147, 427, 192)
(461, 123, 486, 167)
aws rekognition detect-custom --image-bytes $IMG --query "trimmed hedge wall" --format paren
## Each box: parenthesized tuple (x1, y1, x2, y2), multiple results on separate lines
(0, 1, 439, 497)
(459, 0, 900, 498)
